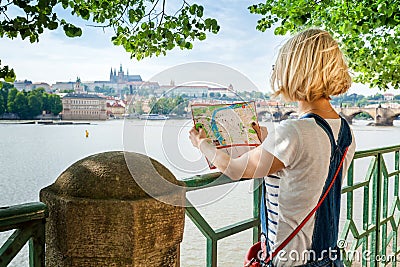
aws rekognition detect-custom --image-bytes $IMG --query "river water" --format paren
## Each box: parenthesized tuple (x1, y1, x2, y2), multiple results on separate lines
(0, 119, 399, 266)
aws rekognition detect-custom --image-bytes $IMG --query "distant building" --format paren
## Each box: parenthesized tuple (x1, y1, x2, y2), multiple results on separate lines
(13, 80, 51, 92)
(126, 81, 160, 95)
(155, 82, 237, 98)
(106, 100, 126, 118)
(53, 81, 75, 91)
(208, 85, 236, 98)
(62, 93, 107, 120)
(32, 82, 51, 92)
(13, 80, 32, 91)
(158, 85, 209, 97)
(74, 77, 85, 94)
(384, 93, 394, 101)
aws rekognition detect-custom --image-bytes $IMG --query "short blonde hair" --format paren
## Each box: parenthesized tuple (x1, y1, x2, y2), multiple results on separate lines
(271, 29, 351, 102)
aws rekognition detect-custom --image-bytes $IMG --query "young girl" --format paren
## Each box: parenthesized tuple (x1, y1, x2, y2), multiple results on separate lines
(189, 29, 356, 266)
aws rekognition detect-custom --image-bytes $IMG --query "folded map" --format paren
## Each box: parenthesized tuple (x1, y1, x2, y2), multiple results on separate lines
(191, 101, 261, 169)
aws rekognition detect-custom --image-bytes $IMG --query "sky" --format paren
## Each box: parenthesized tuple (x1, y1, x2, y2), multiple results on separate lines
(1, 0, 397, 96)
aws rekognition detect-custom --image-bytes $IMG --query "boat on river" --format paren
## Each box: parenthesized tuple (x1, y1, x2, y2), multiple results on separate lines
(139, 114, 170, 120)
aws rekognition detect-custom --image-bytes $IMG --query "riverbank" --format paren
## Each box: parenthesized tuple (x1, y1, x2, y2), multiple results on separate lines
(0, 120, 91, 125)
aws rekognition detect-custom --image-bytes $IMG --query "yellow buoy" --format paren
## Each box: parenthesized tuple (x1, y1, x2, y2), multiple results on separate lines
(85, 130, 89, 138)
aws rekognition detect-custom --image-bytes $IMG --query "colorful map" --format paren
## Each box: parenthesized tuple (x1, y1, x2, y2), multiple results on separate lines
(191, 102, 261, 169)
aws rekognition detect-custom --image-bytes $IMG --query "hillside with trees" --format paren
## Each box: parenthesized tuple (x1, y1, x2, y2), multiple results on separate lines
(0, 83, 62, 119)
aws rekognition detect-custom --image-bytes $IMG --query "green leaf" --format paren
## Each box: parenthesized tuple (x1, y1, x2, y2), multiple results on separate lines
(128, 9, 135, 23)
(63, 23, 82, 37)
(79, 8, 90, 20)
(198, 32, 206, 41)
(61, 0, 68, 9)
(189, 5, 196, 15)
(196, 6, 204, 17)
(184, 42, 193, 49)
(48, 21, 58, 30)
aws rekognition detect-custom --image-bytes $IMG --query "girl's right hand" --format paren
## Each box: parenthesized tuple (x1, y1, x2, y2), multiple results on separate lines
(189, 126, 207, 149)
(252, 123, 268, 142)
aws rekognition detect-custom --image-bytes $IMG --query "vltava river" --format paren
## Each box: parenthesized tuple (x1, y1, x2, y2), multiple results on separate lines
(0, 119, 399, 266)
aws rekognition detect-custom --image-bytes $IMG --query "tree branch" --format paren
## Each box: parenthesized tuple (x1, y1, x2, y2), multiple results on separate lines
(116, 0, 130, 24)
(147, 0, 160, 17)
(174, 0, 188, 16)
(1, 10, 10, 21)
(158, 0, 166, 27)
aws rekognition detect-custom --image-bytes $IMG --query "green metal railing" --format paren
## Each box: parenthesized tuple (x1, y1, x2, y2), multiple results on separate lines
(341, 145, 400, 266)
(0, 202, 47, 267)
(183, 144, 400, 267)
(183, 173, 263, 266)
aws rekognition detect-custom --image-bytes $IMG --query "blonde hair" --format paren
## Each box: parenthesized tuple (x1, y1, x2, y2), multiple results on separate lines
(271, 29, 351, 102)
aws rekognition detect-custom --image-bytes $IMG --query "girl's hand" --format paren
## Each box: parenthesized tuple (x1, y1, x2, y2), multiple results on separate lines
(189, 126, 208, 148)
(252, 123, 268, 142)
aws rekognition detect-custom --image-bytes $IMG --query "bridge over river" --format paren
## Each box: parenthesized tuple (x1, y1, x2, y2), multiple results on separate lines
(257, 106, 400, 126)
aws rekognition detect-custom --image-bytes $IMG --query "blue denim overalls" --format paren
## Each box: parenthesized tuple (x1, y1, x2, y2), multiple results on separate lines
(260, 113, 352, 267)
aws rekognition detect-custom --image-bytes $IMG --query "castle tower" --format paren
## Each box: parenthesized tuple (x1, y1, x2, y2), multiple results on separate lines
(109, 68, 113, 82)
(118, 64, 124, 83)
(74, 77, 84, 94)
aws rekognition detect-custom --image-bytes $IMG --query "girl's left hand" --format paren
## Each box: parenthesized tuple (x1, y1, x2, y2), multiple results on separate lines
(189, 126, 207, 148)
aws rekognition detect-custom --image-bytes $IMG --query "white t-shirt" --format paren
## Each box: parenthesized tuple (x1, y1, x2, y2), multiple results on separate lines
(261, 118, 356, 266)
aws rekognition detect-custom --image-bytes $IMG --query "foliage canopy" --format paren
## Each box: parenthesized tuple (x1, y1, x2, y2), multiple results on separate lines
(0, 0, 219, 80)
(2, 0, 400, 91)
(249, 0, 400, 90)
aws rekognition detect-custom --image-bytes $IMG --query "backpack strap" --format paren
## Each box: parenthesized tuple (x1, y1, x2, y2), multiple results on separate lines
(301, 113, 352, 156)
(300, 113, 336, 158)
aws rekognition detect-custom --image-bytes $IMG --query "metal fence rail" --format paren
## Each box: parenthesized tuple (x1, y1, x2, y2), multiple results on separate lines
(0, 202, 47, 267)
(183, 144, 400, 267)
(341, 145, 400, 267)
(183, 173, 262, 266)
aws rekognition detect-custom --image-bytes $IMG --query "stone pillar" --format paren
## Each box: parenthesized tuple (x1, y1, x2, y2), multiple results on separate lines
(338, 111, 352, 125)
(375, 107, 394, 126)
(40, 151, 185, 267)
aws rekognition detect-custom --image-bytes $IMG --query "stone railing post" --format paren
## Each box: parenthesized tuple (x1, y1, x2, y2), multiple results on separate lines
(40, 151, 185, 267)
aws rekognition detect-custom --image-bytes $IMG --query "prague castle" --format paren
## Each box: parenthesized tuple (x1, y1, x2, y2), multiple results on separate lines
(60, 64, 147, 95)
(109, 64, 142, 83)
(16, 65, 151, 95)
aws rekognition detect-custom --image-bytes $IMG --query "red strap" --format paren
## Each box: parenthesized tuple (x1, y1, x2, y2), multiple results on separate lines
(265, 147, 349, 264)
